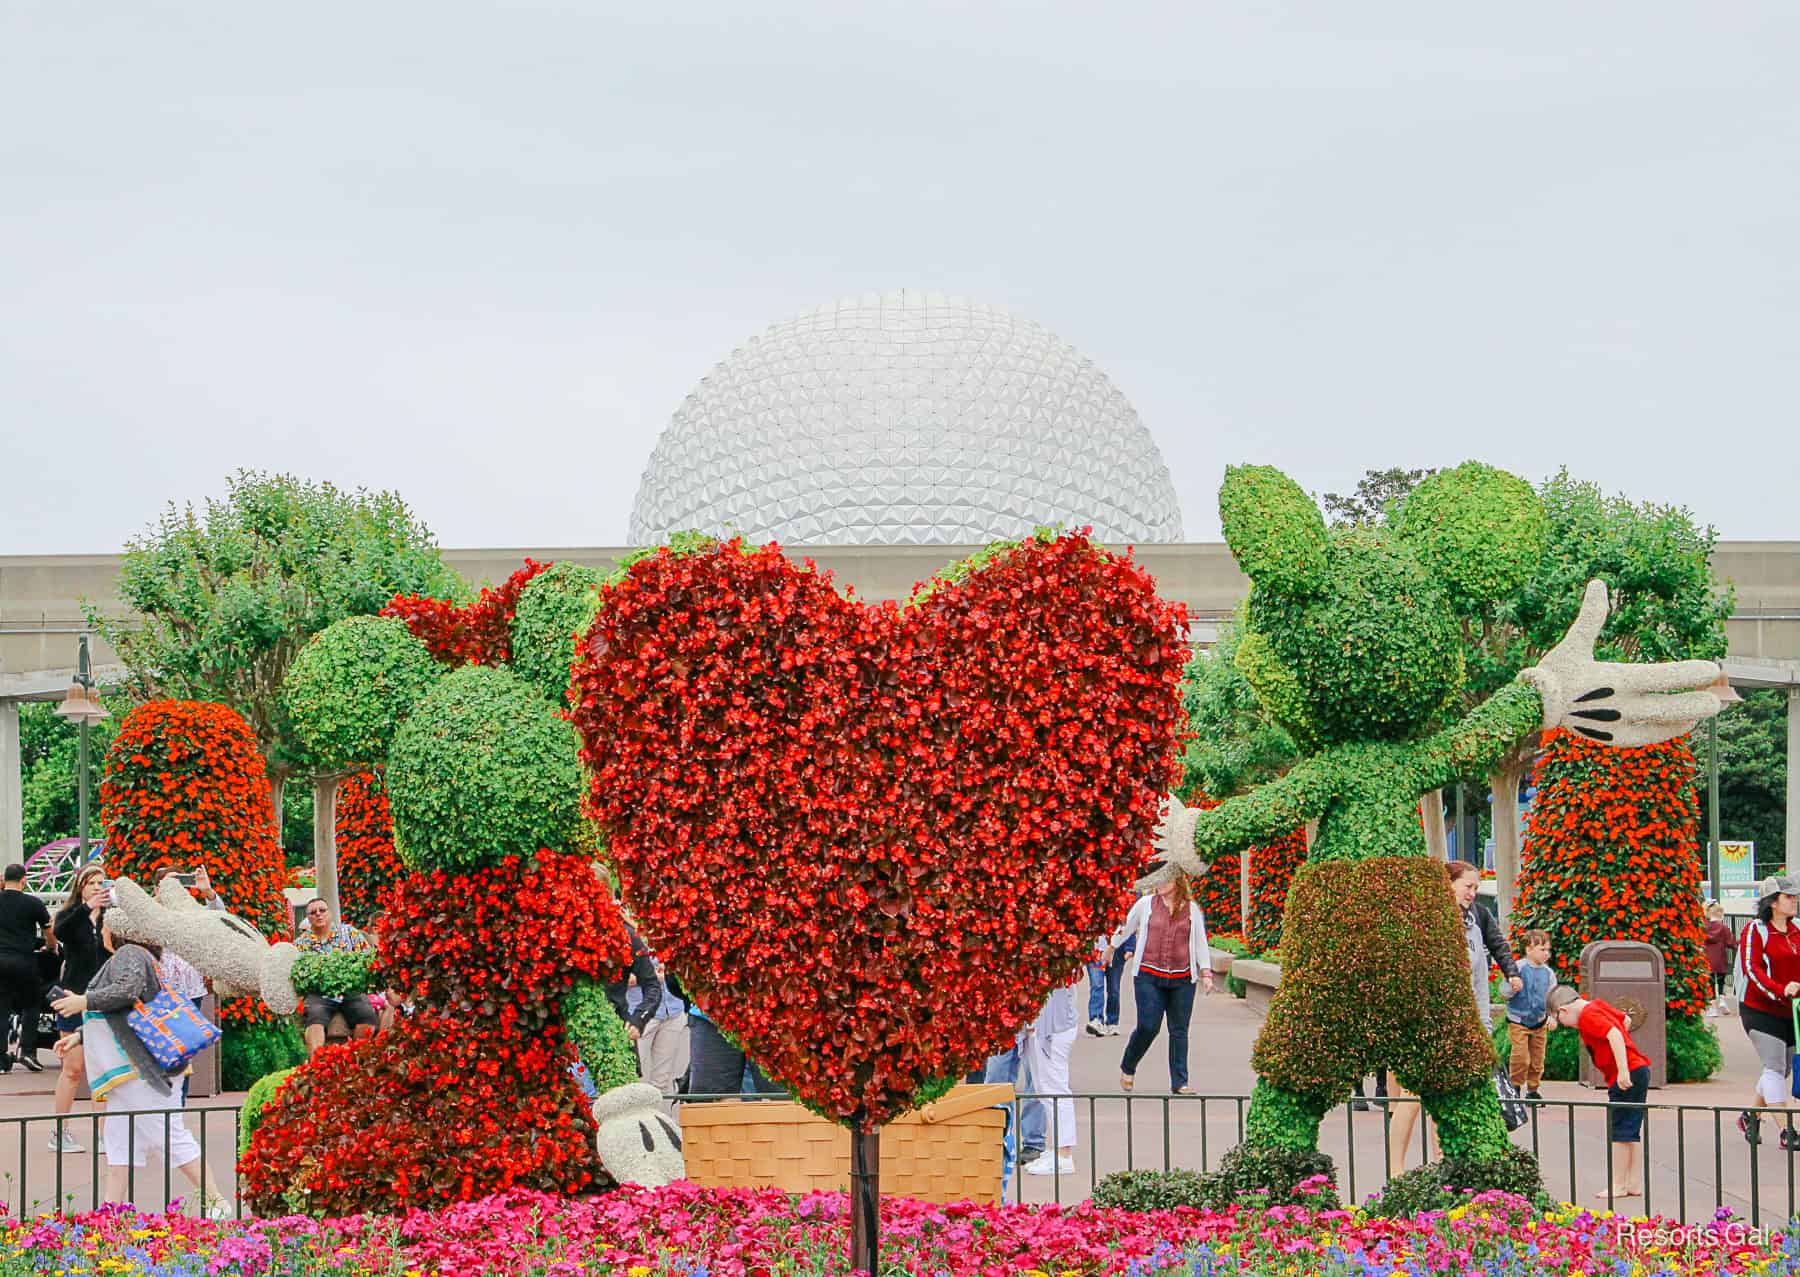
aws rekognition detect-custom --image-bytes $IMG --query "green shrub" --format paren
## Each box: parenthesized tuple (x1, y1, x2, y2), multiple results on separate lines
(1363, 1146, 1548, 1217)
(1196, 1144, 1340, 1209)
(1092, 1168, 1212, 1211)
(239, 1067, 297, 1158)
(386, 665, 585, 871)
(282, 616, 441, 770)
(562, 981, 639, 1094)
(510, 562, 605, 706)
(222, 1016, 306, 1092)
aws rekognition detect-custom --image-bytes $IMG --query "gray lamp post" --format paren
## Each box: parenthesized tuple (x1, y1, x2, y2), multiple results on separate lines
(54, 634, 110, 866)
(1706, 672, 1743, 898)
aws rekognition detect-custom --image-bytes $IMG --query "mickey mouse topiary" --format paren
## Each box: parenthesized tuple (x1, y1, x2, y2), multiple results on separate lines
(1150, 461, 1725, 1203)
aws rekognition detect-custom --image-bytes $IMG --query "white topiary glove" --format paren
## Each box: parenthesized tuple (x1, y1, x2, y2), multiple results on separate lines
(1136, 793, 1209, 890)
(1520, 579, 1724, 749)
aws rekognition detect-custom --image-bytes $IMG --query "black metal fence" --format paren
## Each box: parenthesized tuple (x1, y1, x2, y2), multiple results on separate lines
(990, 1090, 1800, 1225)
(3, 1091, 1799, 1227)
(0, 1103, 244, 1220)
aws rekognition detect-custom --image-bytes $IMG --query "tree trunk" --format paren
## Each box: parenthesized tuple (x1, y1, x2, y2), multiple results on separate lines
(1239, 840, 1253, 936)
(1421, 789, 1448, 859)
(849, 1126, 880, 1273)
(1489, 761, 1531, 928)
(268, 773, 284, 839)
(313, 774, 341, 920)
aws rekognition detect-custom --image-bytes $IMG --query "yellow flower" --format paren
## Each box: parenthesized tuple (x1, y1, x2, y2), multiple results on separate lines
(628, 1268, 653, 1277)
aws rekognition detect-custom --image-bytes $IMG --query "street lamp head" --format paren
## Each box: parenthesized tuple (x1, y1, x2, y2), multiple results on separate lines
(55, 682, 110, 723)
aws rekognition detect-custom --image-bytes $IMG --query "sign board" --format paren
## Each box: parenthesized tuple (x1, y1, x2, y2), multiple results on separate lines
(1718, 840, 1757, 898)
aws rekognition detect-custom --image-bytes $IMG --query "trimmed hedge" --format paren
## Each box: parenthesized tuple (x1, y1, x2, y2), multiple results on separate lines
(239, 1067, 297, 1158)
(510, 561, 605, 707)
(1365, 1146, 1548, 1217)
(386, 665, 585, 872)
(1091, 1169, 1211, 1211)
(282, 616, 442, 770)
(1194, 1143, 1341, 1210)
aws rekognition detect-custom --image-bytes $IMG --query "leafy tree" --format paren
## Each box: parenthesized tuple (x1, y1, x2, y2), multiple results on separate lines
(16, 696, 124, 852)
(1456, 471, 1732, 919)
(1321, 466, 1437, 528)
(1180, 611, 1299, 801)
(1695, 688, 1788, 878)
(89, 471, 463, 829)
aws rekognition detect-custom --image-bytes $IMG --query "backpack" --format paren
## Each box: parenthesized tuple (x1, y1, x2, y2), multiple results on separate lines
(1735, 922, 1759, 1004)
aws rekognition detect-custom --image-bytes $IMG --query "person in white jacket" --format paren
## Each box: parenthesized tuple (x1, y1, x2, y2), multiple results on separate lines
(1107, 871, 1213, 1093)
(1021, 968, 1084, 1175)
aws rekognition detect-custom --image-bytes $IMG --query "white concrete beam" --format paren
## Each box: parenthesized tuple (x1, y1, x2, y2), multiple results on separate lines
(1789, 689, 1799, 880)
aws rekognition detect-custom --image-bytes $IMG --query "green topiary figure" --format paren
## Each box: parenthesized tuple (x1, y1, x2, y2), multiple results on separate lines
(1151, 461, 1725, 1200)
(509, 561, 606, 706)
(385, 664, 587, 872)
(282, 615, 444, 772)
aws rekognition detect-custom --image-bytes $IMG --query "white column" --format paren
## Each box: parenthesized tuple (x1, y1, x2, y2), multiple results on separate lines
(0, 701, 20, 864)
(313, 774, 340, 920)
(1787, 689, 1799, 879)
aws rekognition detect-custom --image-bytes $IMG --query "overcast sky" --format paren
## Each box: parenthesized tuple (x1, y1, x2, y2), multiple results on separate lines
(3, 3, 1796, 556)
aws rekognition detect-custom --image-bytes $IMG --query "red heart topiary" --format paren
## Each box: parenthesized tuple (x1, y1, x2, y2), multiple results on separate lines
(568, 533, 1187, 1127)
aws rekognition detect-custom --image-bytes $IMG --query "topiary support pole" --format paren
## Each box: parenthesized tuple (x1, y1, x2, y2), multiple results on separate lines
(849, 1125, 880, 1275)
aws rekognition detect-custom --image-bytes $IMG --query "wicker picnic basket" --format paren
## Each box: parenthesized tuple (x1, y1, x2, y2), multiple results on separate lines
(679, 1083, 1013, 1204)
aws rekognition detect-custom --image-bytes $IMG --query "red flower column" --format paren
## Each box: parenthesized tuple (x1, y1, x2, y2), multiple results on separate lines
(1510, 730, 1716, 1078)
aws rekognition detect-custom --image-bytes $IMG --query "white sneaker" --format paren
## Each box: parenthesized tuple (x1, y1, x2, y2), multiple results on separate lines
(1105, 1024, 1121, 1036)
(1024, 1153, 1076, 1176)
(204, 1197, 232, 1220)
(1705, 1005, 1720, 1018)
(1084, 1019, 1104, 1036)
(46, 1132, 82, 1154)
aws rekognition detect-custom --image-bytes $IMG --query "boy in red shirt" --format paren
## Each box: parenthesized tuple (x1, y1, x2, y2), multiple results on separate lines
(1548, 984, 1651, 1200)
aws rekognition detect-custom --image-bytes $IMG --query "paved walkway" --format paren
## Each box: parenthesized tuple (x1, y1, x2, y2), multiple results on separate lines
(0, 993, 1792, 1223)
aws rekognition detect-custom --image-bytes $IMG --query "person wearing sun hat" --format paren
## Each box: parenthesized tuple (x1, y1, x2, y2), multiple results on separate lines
(1736, 874, 1800, 1148)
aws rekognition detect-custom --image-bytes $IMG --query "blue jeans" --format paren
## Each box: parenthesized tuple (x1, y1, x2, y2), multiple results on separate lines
(1086, 941, 1132, 1025)
(1119, 972, 1196, 1091)
(985, 1042, 1046, 1185)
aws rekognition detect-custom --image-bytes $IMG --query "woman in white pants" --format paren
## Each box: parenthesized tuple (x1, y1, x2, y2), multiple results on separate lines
(1022, 971, 1083, 1175)
(52, 909, 228, 1216)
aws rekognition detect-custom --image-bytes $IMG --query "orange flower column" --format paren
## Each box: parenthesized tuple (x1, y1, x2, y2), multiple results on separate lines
(1510, 729, 1717, 1079)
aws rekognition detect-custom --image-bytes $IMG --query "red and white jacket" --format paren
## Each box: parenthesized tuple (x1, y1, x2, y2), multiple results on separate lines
(1739, 919, 1800, 1018)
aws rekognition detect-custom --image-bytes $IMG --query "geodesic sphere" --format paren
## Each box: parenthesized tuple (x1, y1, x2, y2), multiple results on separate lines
(629, 291, 1184, 546)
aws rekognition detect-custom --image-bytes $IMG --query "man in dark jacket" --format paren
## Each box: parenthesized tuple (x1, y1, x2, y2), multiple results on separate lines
(603, 927, 663, 1057)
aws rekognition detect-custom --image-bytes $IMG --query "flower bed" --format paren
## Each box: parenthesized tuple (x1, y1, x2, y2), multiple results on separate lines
(3, 1187, 1791, 1276)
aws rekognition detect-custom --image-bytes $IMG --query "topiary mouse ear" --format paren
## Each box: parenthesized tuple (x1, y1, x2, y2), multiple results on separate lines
(1392, 461, 1547, 611)
(1218, 465, 1329, 596)
(282, 615, 443, 773)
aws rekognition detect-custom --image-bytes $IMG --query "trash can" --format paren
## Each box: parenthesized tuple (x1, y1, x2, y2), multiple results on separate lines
(1578, 940, 1666, 1089)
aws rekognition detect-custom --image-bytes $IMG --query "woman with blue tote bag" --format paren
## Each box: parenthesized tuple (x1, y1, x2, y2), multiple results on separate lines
(51, 908, 229, 1215)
